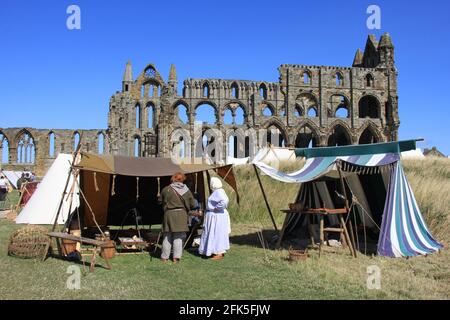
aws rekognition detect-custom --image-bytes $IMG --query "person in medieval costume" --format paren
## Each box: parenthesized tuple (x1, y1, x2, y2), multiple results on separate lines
(198, 177, 231, 260)
(158, 172, 197, 263)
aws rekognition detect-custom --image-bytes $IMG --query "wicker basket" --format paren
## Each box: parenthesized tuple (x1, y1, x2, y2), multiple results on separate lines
(288, 248, 309, 262)
(8, 226, 50, 259)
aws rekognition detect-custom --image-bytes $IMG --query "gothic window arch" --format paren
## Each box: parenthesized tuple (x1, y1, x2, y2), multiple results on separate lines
(262, 104, 274, 117)
(0, 132, 9, 164)
(307, 106, 318, 117)
(135, 104, 141, 128)
(98, 132, 105, 154)
(303, 70, 312, 85)
(327, 124, 351, 146)
(48, 132, 56, 157)
(231, 82, 239, 99)
(335, 72, 344, 86)
(134, 135, 141, 157)
(266, 124, 286, 147)
(73, 131, 80, 151)
(359, 95, 380, 118)
(295, 125, 319, 148)
(146, 103, 155, 128)
(203, 83, 210, 98)
(195, 102, 217, 125)
(365, 73, 374, 87)
(259, 83, 268, 100)
(174, 102, 189, 124)
(330, 94, 350, 118)
(17, 131, 35, 164)
(359, 126, 380, 144)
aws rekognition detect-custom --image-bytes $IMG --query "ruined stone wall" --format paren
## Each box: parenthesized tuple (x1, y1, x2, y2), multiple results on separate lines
(0, 33, 399, 176)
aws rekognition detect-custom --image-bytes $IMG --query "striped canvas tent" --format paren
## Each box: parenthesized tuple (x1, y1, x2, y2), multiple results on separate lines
(253, 140, 443, 258)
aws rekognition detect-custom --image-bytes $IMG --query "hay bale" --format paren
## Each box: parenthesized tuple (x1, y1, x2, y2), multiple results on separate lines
(8, 226, 50, 259)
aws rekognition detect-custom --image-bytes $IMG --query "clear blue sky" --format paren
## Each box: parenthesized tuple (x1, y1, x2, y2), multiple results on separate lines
(1, 0, 449, 155)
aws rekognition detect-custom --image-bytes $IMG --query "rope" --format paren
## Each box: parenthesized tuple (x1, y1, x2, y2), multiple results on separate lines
(136, 177, 140, 200)
(111, 175, 116, 196)
(93, 172, 99, 192)
(194, 173, 197, 194)
(74, 178, 105, 238)
(157, 177, 161, 198)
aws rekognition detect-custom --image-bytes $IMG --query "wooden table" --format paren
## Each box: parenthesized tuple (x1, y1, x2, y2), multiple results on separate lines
(277, 208, 356, 257)
(45, 232, 113, 271)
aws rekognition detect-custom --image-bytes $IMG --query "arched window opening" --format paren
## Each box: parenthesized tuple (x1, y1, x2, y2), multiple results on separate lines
(307, 107, 318, 117)
(365, 74, 374, 87)
(335, 107, 349, 118)
(294, 106, 302, 117)
(1, 134, 9, 164)
(118, 117, 123, 128)
(228, 135, 237, 158)
(147, 104, 154, 128)
(48, 132, 55, 157)
(73, 132, 80, 151)
(198, 132, 216, 160)
(262, 105, 274, 117)
(17, 132, 35, 164)
(141, 84, 145, 97)
(327, 125, 351, 146)
(203, 83, 210, 98)
(231, 83, 239, 99)
(295, 126, 318, 148)
(303, 71, 311, 85)
(244, 136, 250, 158)
(330, 95, 349, 118)
(235, 106, 245, 125)
(335, 73, 344, 86)
(135, 104, 141, 128)
(259, 84, 267, 100)
(359, 96, 380, 118)
(224, 109, 233, 125)
(359, 128, 379, 144)
(178, 136, 186, 158)
(267, 125, 286, 147)
(134, 136, 141, 157)
(195, 103, 216, 125)
(175, 103, 189, 124)
(98, 132, 105, 154)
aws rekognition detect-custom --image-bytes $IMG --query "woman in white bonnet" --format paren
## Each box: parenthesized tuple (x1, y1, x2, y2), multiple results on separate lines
(198, 177, 231, 260)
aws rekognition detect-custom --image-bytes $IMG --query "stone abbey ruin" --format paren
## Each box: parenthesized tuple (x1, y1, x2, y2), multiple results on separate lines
(0, 33, 399, 176)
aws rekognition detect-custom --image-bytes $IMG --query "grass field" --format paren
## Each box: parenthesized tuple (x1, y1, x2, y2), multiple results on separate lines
(0, 158, 449, 300)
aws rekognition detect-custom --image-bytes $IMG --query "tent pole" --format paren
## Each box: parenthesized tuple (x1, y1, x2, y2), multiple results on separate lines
(253, 164, 278, 232)
(337, 161, 357, 257)
(51, 134, 83, 232)
(51, 165, 73, 232)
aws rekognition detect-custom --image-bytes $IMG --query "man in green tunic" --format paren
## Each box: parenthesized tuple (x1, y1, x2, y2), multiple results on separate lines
(158, 172, 197, 263)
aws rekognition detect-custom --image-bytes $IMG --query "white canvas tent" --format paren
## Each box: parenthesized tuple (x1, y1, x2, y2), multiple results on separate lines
(226, 156, 249, 165)
(401, 148, 424, 160)
(15, 154, 79, 225)
(253, 146, 296, 167)
(0, 170, 31, 189)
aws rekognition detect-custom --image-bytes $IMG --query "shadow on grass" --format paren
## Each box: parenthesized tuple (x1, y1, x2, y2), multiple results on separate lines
(45, 253, 111, 271)
(230, 229, 278, 249)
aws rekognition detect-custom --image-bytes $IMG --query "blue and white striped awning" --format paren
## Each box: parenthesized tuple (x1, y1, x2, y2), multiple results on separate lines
(253, 152, 399, 183)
